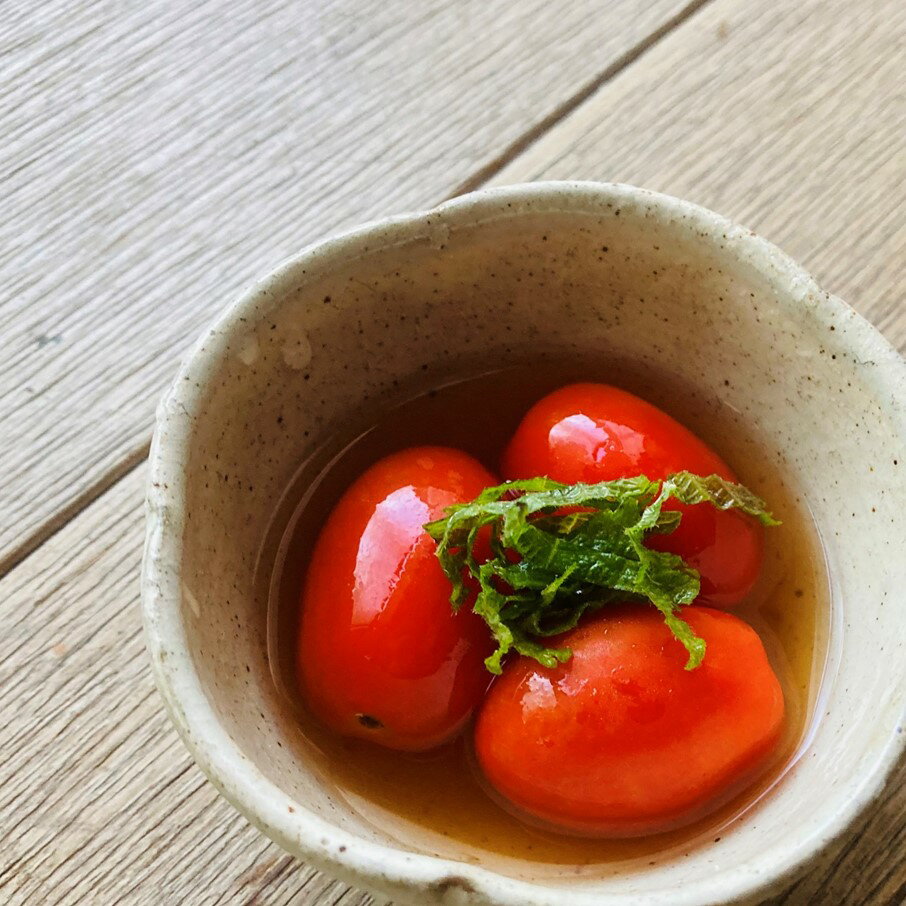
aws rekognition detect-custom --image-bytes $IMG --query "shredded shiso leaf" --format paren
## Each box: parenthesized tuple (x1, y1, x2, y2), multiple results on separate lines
(425, 473, 778, 673)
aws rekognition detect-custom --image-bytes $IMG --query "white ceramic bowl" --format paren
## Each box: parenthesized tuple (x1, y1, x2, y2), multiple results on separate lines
(142, 182, 906, 905)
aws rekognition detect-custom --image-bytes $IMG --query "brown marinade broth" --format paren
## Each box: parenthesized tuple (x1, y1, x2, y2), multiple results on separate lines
(268, 360, 829, 864)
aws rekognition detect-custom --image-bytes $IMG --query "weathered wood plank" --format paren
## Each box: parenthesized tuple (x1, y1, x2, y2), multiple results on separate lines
(492, 0, 906, 351)
(0, 0, 696, 573)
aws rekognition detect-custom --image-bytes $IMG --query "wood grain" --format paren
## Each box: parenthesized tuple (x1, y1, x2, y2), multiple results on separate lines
(492, 0, 906, 348)
(0, 0, 698, 574)
(2, 0, 905, 904)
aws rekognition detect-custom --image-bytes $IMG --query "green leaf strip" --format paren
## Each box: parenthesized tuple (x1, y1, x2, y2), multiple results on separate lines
(425, 472, 777, 673)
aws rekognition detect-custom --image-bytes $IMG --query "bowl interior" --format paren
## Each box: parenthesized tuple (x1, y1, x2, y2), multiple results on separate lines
(151, 186, 906, 903)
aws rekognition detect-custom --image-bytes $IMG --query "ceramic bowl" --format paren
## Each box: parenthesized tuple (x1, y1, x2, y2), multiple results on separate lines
(142, 182, 906, 905)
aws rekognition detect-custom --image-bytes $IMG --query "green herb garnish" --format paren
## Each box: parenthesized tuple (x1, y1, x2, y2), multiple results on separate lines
(424, 472, 778, 674)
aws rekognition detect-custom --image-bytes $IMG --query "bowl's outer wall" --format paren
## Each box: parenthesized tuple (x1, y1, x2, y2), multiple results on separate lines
(144, 183, 906, 906)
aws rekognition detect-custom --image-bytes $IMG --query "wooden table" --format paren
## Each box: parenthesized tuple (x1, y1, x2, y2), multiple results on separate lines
(1, 1, 903, 903)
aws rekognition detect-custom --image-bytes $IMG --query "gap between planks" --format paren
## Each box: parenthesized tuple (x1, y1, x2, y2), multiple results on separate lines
(449, 0, 712, 197)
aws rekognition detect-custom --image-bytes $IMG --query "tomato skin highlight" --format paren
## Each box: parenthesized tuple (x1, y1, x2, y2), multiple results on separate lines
(297, 446, 497, 751)
(501, 383, 763, 607)
(474, 605, 785, 836)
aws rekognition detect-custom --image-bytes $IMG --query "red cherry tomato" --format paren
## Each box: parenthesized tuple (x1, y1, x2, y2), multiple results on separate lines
(502, 383, 763, 607)
(297, 446, 496, 751)
(474, 605, 784, 836)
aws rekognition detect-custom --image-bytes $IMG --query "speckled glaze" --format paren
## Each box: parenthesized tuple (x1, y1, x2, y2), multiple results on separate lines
(142, 182, 906, 906)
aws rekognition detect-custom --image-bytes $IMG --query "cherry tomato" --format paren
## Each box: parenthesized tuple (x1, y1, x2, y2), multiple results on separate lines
(474, 605, 784, 836)
(297, 446, 496, 751)
(502, 383, 763, 607)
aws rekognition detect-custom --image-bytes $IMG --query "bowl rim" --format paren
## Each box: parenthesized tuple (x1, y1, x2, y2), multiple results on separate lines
(142, 180, 906, 906)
